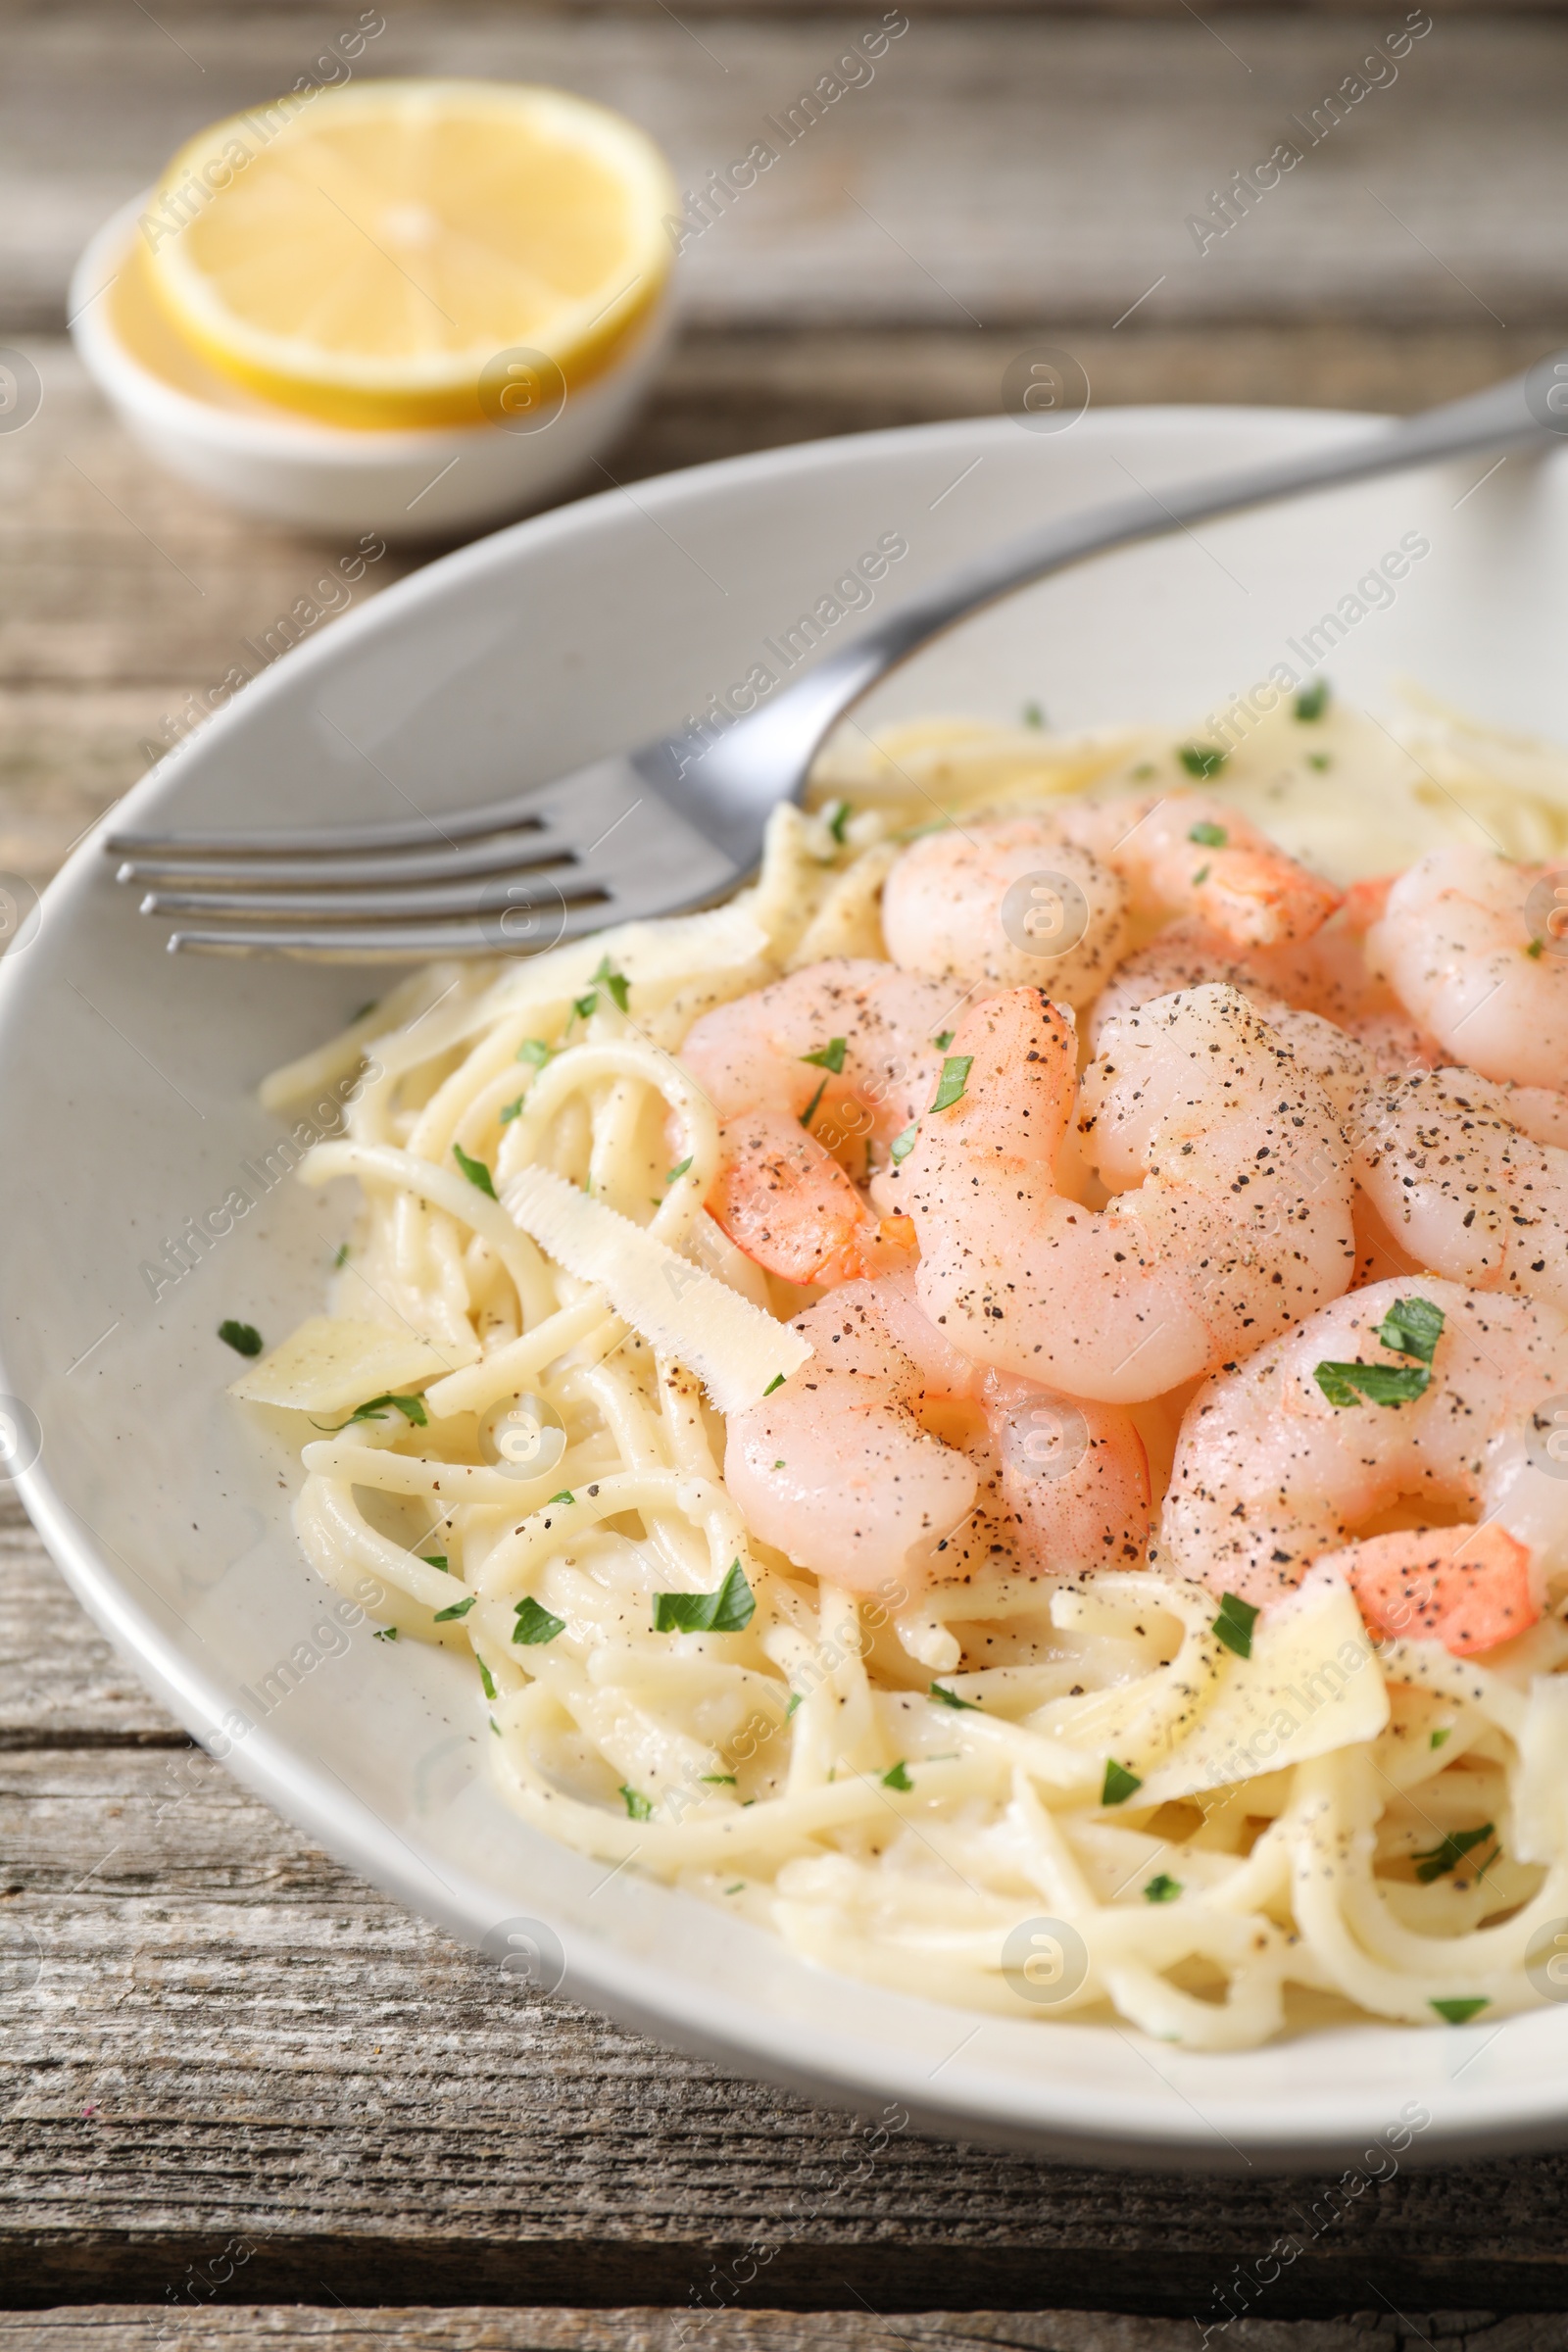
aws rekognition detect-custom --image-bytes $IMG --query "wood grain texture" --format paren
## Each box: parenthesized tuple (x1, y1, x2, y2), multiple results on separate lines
(8, 5, 1568, 2327)
(0, 2307, 1534, 2352)
(1, 1533, 1568, 2320)
(4, 316, 1563, 888)
(0, 2308, 1505, 2351)
(4, 9, 1568, 334)
(8, 316, 1568, 2328)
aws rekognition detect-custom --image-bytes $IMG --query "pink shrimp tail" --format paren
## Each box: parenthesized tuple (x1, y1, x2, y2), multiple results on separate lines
(709, 1109, 918, 1286)
(1321, 1523, 1539, 1657)
(1188, 847, 1342, 949)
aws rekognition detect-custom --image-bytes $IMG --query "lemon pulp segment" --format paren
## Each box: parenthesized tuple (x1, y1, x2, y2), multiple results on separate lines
(140, 80, 678, 429)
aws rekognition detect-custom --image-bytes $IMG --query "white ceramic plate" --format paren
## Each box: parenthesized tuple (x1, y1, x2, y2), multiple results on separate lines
(9, 406, 1568, 2170)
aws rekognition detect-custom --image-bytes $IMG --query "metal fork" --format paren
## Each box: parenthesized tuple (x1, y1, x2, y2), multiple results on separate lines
(109, 361, 1565, 959)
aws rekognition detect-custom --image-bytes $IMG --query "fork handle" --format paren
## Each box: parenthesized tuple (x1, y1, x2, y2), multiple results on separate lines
(672, 359, 1565, 859)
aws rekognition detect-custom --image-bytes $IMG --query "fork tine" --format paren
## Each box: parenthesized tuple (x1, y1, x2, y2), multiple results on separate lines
(116, 829, 579, 892)
(129, 754, 747, 959)
(166, 901, 626, 960)
(106, 778, 571, 860)
(139, 872, 612, 922)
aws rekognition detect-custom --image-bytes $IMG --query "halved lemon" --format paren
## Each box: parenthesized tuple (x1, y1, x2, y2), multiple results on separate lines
(139, 79, 678, 430)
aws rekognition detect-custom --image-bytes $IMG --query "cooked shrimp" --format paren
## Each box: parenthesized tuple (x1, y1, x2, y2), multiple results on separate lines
(1354, 1068, 1568, 1316)
(1367, 844, 1568, 1091)
(679, 958, 954, 1285)
(881, 824, 1128, 1008)
(896, 983, 1355, 1403)
(1159, 1277, 1568, 1654)
(1089, 917, 1441, 1095)
(724, 1274, 1150, 1593)
(882, 794, 1341, 1004)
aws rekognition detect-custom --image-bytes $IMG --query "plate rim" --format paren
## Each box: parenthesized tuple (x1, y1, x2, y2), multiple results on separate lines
(11, 399, 1567, 2171)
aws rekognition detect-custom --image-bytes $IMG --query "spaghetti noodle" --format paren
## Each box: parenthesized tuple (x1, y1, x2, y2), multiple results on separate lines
(235, 690, 1568, 2047)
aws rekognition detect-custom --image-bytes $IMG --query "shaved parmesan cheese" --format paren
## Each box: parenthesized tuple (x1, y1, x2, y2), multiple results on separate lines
(227, 1315, 462, 1415)
(1137, 1568, 1388, 1806)
(483, 903, 770, 1022)
(502, 1165, 808, 1414)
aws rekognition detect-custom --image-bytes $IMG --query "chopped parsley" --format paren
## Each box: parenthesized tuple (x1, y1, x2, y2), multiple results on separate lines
(785, 1691, 803, 1716)
(352, 998, 379, 1023)
(571, 991, 598, 1021)
(930, 1682, 981, 1711)
(1188, 818, 1228, 848)
(1131, 761, 1156, 780)
(890, 1120, 919, 1164)
(763, 1373, 785, 1396)
(477, 1657, 497, 1700)
(1192, 864, 1211, 887)
(1143, 1873, 1182, 1903)
(1102, 1759, 1143, 1806)
(929, 1054, 974, 1114)
(591, 956, 630, 1013)
(1431, 1996, 1490, 2025)
(882, 1760, 913, 1791)
(702, 1774, 738, 1786)
(1377, 1296, 1446, 1364)
(1528, 938, 1546, 960)
(421, 1553, 449, 1573)
(1307, 753, 1332, 770)
(516, 1038, 553, 1066)
(619, 1785, 654, 1822)
(1314, 1359, 1431, 1409)
(801, 1036, 849, 1074)
(333, 1243, 350, 1269)
(1313, 1294, 1445, 1408)
(653, 1559, 756, 1635)
(546, 1490, 575, 1507)
(373, 1625, 398, 1642)
(219, 1319, 264, 1357)
(827, 800, 852, 843)
(1431, 1727, 1452, 1750)
(1212, 1592, 1259, 1661)
(433, 1594, 475, 1622)
(1413, 1822, 1495, 1885)
(372, 1392, 427, 1425)
(665, 1156, 693, 1184)
(933, 1029, 955, 1051)
(724, 1882, 746, 1895)
(513, 1595, 565, 1644)
(453, 1142, 497, 1200)
(1022, 701, 1046, 729)
(315, 1391, 429, 1433)
(800, 1075, 831, 1130)
(1178, 744, 1227, 779)
(499, 1096, 525, 1124)
(1295, 678, 1330, 721)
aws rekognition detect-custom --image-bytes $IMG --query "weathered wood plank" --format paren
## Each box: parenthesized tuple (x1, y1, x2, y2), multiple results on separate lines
(3, 1740, 1568, 2313)
(0, 2308, 1435, 2352)
(0, 2308, 1417, 2352)
(5, 15, 1568, 2309)
(5, 11, 1568, 333)
(8, 318, 1561, 879)
(0, 1497, 184, 1748)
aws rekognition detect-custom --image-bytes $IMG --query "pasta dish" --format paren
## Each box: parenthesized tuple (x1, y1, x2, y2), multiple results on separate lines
(229, 685, 1568, 2048)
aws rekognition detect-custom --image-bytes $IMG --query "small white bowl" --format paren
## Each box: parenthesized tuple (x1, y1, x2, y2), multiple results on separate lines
(69, 195, 674, 541)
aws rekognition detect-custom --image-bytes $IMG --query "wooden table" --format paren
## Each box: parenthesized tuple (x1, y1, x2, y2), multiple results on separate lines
(7, 6, 1568, 2345)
